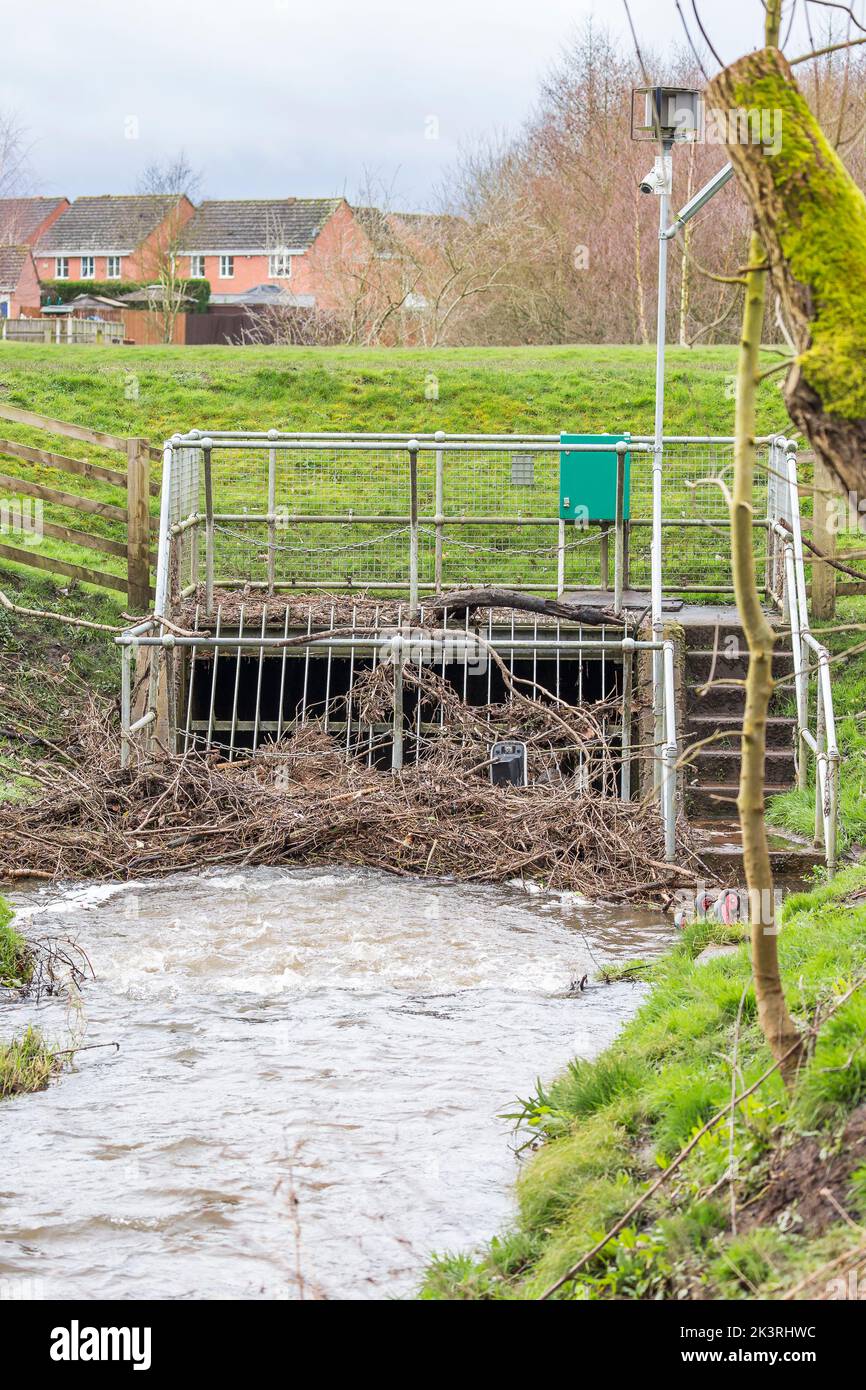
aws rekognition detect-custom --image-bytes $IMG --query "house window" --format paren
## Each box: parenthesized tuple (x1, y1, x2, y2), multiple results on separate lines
(190, 255, 205, 278)
(80, 255, 95, 278)
(268, 252, 292, 278)
(55, 257, 69, 279)
(219, 255, 234, 279)
(106, 256, 122, 279)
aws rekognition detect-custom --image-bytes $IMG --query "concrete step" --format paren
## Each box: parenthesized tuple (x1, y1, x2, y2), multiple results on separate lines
(685, 649, 794, 682)
(696, 842, 826, 878)
(686, 747, 796, 785)
(686, 682, 794, 716)
(682, 619, 790, 650)
(687, 681, 746, 714)
(687, 782, 795, 817)
(683, 622, 744, 651)
(691, 819, 825, 878)
(686, 714, 795, 751)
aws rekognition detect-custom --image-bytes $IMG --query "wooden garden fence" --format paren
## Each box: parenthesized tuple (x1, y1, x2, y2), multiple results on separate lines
(0, 403, 160, 610)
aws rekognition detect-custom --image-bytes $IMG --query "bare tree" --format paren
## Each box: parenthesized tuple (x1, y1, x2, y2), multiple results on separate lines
(135, 197, 195, 343)
(137, 150, 203, 200)
(130, 151, 204, 342)
(0, 111, 34, 243)
(240, 299, 342, 346)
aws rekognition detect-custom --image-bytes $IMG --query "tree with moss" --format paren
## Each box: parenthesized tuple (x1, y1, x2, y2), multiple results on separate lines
(708, 42, 866, 499)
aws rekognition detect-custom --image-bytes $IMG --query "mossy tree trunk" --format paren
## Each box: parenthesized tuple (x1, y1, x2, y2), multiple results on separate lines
(732, 232, 802, 1081)
(708, 46, 866, 498)
(710, 8, 802, 1083)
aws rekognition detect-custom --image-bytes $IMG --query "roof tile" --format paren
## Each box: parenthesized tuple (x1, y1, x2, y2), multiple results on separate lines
(0, 244, 31, 289)
(36, 195, 185, 253)
(180, 198, 341, 251)
(0, 197, 68, 244)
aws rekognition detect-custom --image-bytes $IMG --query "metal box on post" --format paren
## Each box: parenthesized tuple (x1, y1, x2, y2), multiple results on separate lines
(490, 739, 528, 787)
(559, 433, 631, 522)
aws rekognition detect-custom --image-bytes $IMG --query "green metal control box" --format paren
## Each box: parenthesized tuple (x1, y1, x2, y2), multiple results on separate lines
(559, 433, 631, 522)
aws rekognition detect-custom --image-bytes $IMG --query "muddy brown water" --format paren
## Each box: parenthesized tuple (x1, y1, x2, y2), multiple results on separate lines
(0, 867, 672, 1300)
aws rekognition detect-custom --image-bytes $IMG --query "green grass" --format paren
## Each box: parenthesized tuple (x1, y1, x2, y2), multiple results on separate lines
(0, 342, 786, 595)
(767, 590, 866, 849)
(420, 867, 866, 1300)
(0, 569, 122, 796)
(0, 893, 31, 988)
(0, 343, 786, 438)
(0, 895, 58, 1101)
(0, 1025, 59, 1099)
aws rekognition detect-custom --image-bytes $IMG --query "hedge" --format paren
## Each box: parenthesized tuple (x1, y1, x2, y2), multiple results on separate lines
(40, 278, 211, 312)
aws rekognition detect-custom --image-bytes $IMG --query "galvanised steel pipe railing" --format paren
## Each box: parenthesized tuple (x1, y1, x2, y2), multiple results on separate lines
(661, 639, 679, 861)
(771, 440, 840, 873)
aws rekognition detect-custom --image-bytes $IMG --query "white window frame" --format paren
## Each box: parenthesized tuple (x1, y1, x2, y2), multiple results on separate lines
(55, 257, 69, 279)
(106, 255, 122, 279)
(80, 255, 95, 278)
(190, 255, 206, 278)
(219, 255, 234, 279)
(268, 251, 292, 278)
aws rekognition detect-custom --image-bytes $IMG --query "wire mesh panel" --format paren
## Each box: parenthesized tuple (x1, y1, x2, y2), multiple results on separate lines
(169, 446, 201, 525)
(211, 518, 415, 588)
(628, 441, 768, 591)
(202, 444, 435, 588)
(165, 434, 773, 596)
(440, 445, 559, 517)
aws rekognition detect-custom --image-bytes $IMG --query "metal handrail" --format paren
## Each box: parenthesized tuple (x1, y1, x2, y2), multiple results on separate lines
(772, 441, 840, 872)
(661, 639, 679, 860)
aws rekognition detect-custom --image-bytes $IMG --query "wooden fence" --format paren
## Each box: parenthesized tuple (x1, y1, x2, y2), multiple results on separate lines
(120, 309, 185, 345)
(0, 404, 160, 609)
(1, 317, 125, 345)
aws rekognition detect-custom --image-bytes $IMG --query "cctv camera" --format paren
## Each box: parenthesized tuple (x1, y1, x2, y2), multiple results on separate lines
(639, 154, 673, 197)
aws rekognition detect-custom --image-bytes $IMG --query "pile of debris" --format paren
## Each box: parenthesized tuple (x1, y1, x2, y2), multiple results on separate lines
(0, 660, 699, 900)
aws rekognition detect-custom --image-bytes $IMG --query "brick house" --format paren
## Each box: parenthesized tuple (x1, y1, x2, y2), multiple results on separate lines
(0, 197, 69, 246)
(34, 194, 195, 284)
(0, 245, 42, 317)
(177, 198, 366, 307)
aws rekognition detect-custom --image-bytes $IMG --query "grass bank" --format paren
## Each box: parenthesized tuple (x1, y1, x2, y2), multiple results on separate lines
(0, 895, 59, 1100)
(0, 570, 123, 798)
(0, 343, 785, 438)
(768, 592, 866, 851)
(421, 868, 866, 1300)
(0, 342, 788, 600)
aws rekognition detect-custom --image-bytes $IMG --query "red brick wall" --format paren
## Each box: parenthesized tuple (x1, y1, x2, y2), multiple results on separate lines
(35, 253, 128, 281)
(179, 252, 275, 293)
(11, 251, 41, 316)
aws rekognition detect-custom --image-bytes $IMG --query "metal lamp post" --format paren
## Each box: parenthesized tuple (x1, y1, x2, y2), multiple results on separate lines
(632, 85, 734, 822)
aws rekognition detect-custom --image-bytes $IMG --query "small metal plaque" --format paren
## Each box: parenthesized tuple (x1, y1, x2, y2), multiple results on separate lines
(511, 454, 534, 486)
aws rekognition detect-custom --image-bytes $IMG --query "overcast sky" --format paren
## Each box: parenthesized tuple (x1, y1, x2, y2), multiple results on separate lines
(9, 1, 820, 208)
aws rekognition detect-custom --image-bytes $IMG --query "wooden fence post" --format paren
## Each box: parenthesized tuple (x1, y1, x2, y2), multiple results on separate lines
(126, 437, 151, 613)
(812, 455, 837, 620)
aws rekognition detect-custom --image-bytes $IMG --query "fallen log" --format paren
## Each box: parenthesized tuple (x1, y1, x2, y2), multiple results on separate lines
(425, 587, 627, 626)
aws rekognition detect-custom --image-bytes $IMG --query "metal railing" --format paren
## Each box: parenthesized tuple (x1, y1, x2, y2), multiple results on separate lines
(119, 601, 659, 809)
(158, 429, 774, 603)
(769, 439, 840, 872)
(119, 427, 810, 865)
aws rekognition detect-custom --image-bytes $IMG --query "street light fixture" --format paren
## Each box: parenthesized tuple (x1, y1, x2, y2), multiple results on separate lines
(632, 86, 701, 785)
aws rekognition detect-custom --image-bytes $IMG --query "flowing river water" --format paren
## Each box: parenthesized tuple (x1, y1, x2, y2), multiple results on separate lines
(1, 867, 672, 1300)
